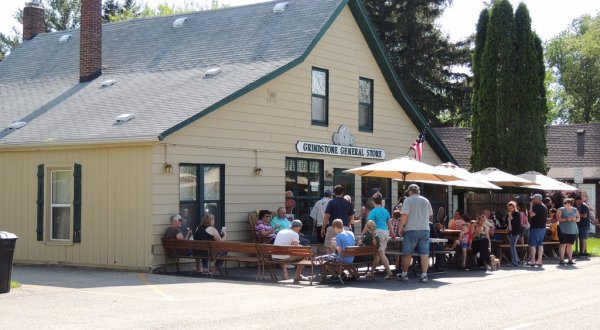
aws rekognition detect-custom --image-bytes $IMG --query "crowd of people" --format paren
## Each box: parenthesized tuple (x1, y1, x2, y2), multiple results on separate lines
(443, 192, 595, 270)
(163, 184, 595, 283)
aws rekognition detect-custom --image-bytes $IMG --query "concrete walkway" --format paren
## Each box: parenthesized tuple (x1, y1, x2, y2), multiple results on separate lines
(3, 257, 599, 329)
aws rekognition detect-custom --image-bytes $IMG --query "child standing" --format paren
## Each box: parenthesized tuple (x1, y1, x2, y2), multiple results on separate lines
(458, 223, 473, 270)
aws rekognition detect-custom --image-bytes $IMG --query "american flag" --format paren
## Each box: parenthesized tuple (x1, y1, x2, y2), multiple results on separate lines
(411, 129, 426, 161)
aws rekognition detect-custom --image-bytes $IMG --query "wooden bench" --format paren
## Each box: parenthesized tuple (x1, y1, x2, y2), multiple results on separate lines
(161, 238, 211, 272)
(322, 245, 378, 284)
(543, 241, 560, 258)
(256, 244, 317, 284)
(498, 244, 528, 263)
(210, 241, 261, 280)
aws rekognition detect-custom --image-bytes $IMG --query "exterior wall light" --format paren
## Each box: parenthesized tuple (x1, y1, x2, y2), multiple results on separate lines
(254, 167, 263, 176)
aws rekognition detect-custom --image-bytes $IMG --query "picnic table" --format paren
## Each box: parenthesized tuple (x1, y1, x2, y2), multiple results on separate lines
(387, 237, 450, 274)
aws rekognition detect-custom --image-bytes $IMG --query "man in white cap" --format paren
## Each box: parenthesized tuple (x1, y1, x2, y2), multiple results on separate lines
(311, 188, 332, 246)
(273, 220, 309, 282)
(397, 184, 433, 283)
(528, 194, 548, 267)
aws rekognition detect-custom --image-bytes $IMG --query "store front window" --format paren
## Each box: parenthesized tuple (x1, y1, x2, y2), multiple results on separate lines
(285, 158, 323, 227)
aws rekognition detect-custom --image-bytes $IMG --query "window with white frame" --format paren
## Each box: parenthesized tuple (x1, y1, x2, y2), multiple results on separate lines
(311, 67, 328, 126)
(50, 170, 72, 240)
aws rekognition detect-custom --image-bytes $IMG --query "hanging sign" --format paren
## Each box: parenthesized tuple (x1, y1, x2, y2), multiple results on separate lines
(296, 141, 385, 159)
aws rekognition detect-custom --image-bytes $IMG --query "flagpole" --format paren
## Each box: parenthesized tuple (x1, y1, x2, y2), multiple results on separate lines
(406, 120, 431, 159)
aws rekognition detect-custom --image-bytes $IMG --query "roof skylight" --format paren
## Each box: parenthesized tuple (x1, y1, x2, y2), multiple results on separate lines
(7, 121, 27, 130)
(203, 67, 222, 78)
(100, 79, 117, 88)
(115, 114, 135, 125)
(173, 17, 188, 28)
(58, 34, 72, 44)
(273, 2, 288, 13)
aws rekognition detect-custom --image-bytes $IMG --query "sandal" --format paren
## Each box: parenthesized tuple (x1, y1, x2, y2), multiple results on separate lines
(384, 273, 393, 280)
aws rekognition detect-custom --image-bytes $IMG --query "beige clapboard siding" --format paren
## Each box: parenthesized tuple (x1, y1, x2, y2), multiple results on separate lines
(0, 145, 153, 269)
(150, 6, 442, 256)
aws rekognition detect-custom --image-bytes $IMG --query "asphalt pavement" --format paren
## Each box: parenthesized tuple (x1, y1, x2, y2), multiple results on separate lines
(3, 257, 600, 329)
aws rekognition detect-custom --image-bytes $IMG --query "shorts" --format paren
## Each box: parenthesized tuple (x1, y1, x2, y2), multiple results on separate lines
(375, 229, 389, 252)
(578, 225, 590, 239)
(402, 230, 429, 256)
(323, 226, 336, 248)
(460, 242, 469, 249)
(273, 255, 305, 263)
(528, 228, 546, 247)
(558, 232, 577, 245)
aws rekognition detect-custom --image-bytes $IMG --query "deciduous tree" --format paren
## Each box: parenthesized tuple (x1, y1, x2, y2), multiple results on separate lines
(546, 14, 600, 123)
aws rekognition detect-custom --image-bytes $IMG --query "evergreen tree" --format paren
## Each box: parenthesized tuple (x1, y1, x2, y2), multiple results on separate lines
(362, 0, 472, 126)
(470, 8, 489, 171)
(472, 0, 516, 171)
(514, 3, 541, 173)
(532, 34, 548, 172)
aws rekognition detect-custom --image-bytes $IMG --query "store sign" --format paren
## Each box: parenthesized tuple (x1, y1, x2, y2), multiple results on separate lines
(296, 141, 385, 159)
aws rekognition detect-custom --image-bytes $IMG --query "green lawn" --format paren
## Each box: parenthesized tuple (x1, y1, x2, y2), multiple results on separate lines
(576, 237, 600, 256)
(10, 281, 21, 289)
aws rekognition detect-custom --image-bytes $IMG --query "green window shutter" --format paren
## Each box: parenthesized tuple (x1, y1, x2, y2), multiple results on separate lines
(36, 164, 44, 241)
(73, 163, 82, 243)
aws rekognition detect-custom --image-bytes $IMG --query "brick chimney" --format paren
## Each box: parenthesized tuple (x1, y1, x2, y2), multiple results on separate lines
(22, 1, 45, 41)
(79, 0, 102, 82)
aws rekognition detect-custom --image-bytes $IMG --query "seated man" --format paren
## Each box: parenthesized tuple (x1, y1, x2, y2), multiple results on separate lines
(163, 214, 189, 258)
(164, 214, 184, 240)
(272, 207, 311, 246)
(321, 219, 356, 279)
(273, 220, 309, 282)
(271, 207, 292, 234)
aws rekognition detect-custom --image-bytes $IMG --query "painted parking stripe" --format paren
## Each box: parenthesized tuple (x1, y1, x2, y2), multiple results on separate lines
(502, 322, 536, 330)
(138, 273, 175, 301)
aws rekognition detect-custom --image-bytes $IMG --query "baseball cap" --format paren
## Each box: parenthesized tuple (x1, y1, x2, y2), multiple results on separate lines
(530, 194, 543, 201)
(574, 195, 582, 201)
(291, 220, 303, 228)
(408, 184, 420, 192)
(324, 188, 332, 197)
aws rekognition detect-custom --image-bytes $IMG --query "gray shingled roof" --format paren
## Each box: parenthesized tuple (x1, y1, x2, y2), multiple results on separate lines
(434, 124, 600, 179)
(433, 127, 472, 169)
(0, 0, 344, 145)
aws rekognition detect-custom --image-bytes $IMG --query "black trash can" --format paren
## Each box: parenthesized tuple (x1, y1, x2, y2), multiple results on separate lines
(0, 231, 19, 294)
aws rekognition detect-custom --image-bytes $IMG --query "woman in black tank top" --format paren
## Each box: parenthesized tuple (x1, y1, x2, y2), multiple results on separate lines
(193, 213, 226, 274)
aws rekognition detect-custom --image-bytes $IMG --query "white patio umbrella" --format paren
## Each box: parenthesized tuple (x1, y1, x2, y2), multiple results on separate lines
(474, 167, 534, 187)
(344, 156, 460, 182)
(516, 171, 579, 191)
(401, 162, 502, 190)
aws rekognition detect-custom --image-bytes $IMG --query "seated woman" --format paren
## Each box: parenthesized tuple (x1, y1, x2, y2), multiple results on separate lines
(193, 213, 227, 275)
(255, 210, 276, 243)
(471, 215, 492, 271)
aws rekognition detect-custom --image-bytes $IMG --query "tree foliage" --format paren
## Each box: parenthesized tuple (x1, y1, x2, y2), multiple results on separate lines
(470, 8, 489, 173)
(546, 14, 600, 123)
(471, 0, 547, 173)
(514, 4, 546, 173)
(362, 0, 472, 126)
